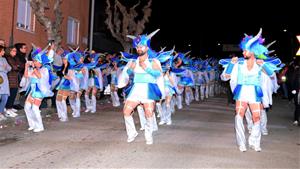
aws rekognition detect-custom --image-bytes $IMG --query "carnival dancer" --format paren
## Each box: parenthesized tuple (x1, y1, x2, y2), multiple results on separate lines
(68, 49, 85, 118)
(159, 66, 176, 125)
(219, 28, 281, 152)
(118, 29, 163, 145)
(84, 53, 104, 113)
(24, 46, 54, 132)
(56, 49, 83, 121)
(110, 56, 121, 107)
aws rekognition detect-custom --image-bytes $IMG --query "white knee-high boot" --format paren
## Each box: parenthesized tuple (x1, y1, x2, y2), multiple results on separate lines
(114, 91, 120, 107)
(60, 100, 68, 122)
(137, 105, 146, 130)
(200, 85, 205, 100)
(260, 109, 268, 135)
(56, 100, 62, 119)
(156, 102, 163, 118)
(145, 116, 154, 145)
(32, 105, 44, 132)
(159, 102, 166, 125)
(185, 90, 190, 106)
(209, 83, 215, 97)
(195, 86, 200, 101)
(111, 92, 116, 106)
(91, 95, 97, 113)
(249, 121, 262, 152)
(245, 108, 253, 134)
(124, 116, 138, 142)
(69, 98, 77, 116)
(170, 97, 175, 114)
(205, 85, 209, 99)
(177, 95, 183, 109)
(235, 115, 246, 152)
(166, 104, 172, 125)
(74, 98, 81, 118)
(152, 113, 158, 131)
(84, 95, 91, 112)
(24, 102, 35, 130)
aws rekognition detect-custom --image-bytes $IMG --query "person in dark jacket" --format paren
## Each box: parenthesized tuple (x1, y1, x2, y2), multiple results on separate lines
(14, 43, 27, 78)
(5, 46, 23, 115)
(291, 58, 300, 125)
(14, 43, 28, 109)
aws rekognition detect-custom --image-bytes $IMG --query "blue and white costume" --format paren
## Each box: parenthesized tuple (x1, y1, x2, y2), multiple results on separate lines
(85, 53, 104, 113)
(24, 47, 54, 132)
(110, 57, 121, 107)
(219, 28, 282, 152)
(118, 29, 164, 145)
(56, 51, 83, 121)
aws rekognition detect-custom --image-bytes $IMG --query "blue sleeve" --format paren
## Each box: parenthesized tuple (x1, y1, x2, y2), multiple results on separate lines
(145, 67, 161, 78)
(262, 63, 274, 76)
(225, 62, 235, 74)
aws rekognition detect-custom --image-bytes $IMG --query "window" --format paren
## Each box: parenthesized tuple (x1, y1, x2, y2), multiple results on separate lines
(16, 0, 35, 32)
(67, 17, 80, 45)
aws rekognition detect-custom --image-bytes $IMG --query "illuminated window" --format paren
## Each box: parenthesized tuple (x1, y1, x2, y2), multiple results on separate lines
(67, 17, 80, 45)
(17, 0, 35, 32)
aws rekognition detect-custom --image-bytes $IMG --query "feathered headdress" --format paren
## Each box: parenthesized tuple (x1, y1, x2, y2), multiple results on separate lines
(239, 28, 270, 60)
(127, 29, 160, 48)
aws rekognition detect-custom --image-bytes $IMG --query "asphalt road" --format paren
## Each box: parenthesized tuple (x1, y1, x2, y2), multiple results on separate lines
(0, 96, 299, 168)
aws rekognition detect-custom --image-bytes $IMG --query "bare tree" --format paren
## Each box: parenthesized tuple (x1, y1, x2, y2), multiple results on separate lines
(30, 0, 63, 49)
(105, 0, 152, 52)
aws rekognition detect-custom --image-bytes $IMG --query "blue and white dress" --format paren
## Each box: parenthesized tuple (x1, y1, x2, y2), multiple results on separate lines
(126, 58, 162, 102)
(29, 67, 54, 99)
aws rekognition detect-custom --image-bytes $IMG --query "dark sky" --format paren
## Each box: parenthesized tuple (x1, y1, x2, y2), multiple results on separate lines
(94, 0, 299, 61)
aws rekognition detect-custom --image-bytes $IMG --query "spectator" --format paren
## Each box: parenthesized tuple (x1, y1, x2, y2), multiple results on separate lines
(0, 45, 12, 120)
(291, 58, 300, 125)
(0, 39, 6, 47)
(14, 43, 27, 77)
(277, 65, 289, 99)
(5, 46, 22, 116)
(14, 43, 27, 109)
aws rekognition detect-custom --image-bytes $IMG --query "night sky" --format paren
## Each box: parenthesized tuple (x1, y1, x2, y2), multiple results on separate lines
(94, 0, 299, 62)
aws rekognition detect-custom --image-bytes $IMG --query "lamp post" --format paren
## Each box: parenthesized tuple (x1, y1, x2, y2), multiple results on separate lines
(89, 0, 95, 52)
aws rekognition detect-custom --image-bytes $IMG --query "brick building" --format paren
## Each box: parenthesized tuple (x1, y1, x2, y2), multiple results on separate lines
(0, 0, 90, 49)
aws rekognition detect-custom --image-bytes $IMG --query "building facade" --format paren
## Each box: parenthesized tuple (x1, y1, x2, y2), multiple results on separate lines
(0, 0, 90, 49)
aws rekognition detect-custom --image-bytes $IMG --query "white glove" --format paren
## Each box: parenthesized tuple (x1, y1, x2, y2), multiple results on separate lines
(292, 90, 296, 94)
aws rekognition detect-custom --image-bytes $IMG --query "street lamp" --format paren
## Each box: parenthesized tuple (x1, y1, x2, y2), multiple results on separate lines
(283, 29, 287, 32)
(296, 35, 300, 56)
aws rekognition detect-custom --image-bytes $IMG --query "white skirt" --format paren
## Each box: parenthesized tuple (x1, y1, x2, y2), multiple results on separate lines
(238, 85, 260, 104)
(127, 83, 154, 103)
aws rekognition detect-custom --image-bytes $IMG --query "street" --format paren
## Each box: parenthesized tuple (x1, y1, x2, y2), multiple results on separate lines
(0, 96, 299, 168)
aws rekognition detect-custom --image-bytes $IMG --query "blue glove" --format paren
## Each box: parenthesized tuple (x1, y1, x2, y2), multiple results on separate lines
(262, 63, 274, 76)
(145, 67, 161, 78)
(225, 62, 235, 74)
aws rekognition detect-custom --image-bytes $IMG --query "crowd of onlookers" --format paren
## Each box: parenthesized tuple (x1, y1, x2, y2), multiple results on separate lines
(0, 39, 28, 120)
